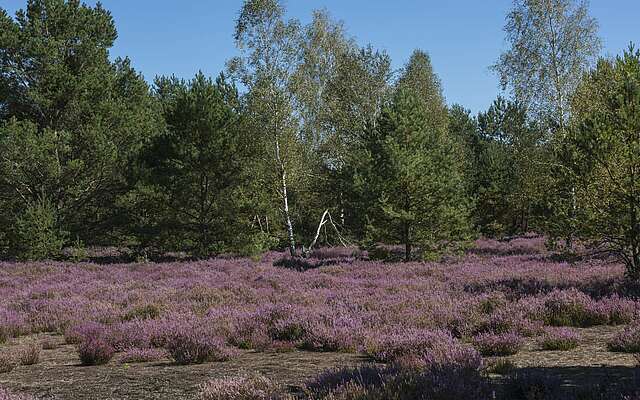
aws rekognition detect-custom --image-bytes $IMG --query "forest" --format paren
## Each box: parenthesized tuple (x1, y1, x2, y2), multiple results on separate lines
(0, 0, 638, 273)
(1, 0, 640, 399)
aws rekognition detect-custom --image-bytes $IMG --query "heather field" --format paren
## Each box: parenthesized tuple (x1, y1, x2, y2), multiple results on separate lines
(1, 236, 640, 399)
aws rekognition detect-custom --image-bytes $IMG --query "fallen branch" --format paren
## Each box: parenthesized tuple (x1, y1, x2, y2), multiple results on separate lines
(303, 209, 349, 257)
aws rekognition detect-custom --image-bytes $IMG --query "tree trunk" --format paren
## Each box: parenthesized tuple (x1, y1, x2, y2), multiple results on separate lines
(275, 136, 296, 257)
(404, 224, 411, 262)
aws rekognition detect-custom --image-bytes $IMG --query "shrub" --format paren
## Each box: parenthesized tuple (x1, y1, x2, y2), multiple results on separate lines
(119, 348, 166, 364)
(65, 322, 105, 345)
(474, 311, 543, 337)
(0, 353, 16, 374)
(393, 343, 483, 373)
(478, 292, 508, 314)
(306, 363, 491, 400)
(472, 332, 524, 356)
(541, 289, 609, 327)
(0, 309, 27, 343)
(12, 197, 67, 261)
(78, 336, 115, 366)
(122, 302, 164, 321)
(198, 373, 278, 400)
(537, 327, 580, 351)
(18, 342, 41, 365)
(166, 330, 236, 365)
(229, 316, 272, 351)
(484, 358, 516, 375)
(364, 329, 456, 363)
(608, 324, 640, 353)
(299, 318, 360, 353)
(305, 365, 390, 397)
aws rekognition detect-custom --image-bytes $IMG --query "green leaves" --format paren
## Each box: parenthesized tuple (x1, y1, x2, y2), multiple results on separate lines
(0, 0, 160, 258)
(364, 53, 472, 261)
(570, 46, 640, 275)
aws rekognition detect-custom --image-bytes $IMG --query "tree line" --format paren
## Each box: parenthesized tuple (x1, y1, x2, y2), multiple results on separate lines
(0, 0, 638, 276)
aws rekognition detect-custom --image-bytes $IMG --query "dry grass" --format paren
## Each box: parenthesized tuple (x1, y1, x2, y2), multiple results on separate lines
(0, 326, 639, 399)
(0, 334, 366, 399)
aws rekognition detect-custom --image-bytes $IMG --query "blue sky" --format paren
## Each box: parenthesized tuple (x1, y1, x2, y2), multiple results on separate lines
(2, 0, 638, 113)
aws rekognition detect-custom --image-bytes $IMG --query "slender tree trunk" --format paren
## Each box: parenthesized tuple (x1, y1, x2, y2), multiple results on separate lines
(275, 136, 296, 257)
(404, 223, 411, 262)
(339, 191, 345, 226)
(629, 153, 639, 277)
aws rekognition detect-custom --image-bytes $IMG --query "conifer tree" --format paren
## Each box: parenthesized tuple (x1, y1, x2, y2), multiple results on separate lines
(368, 51, 471, 261)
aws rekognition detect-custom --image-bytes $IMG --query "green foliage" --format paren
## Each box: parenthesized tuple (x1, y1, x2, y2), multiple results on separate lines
(131, 72, 259, 257)
(13, 197, 66, 261)
(473, 98, 549, 237)
(493, 0, 601, 129)
(1, 0, 634, 267)
(69, 237, 88, 263)
(570, 45, 640, 276)
(364, 51, 472, 261)
(0, 0, 160, 259)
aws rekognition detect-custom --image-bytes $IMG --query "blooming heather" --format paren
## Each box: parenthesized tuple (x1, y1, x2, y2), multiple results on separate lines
(537, 327, 580, 351)
(472, 332, 524, 356)
(608, 323, 640, 353)
(0, 236, 636, 369)
(165, 328, 236, 365)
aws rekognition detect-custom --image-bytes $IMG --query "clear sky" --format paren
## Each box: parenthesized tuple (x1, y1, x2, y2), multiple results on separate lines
(2, 0, 638, 114)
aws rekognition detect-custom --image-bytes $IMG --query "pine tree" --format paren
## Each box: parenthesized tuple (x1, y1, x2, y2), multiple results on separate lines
(0, 0, 160, 258)
(368, 51, 471, 261)
(570, 46, 640, 277)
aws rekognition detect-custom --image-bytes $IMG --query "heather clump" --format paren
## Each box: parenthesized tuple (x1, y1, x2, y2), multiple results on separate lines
(598, 295, 640, 325)
(474, 310, 543, 337)
(541, 289, 605, 327)
(608, 323, 640, 353)
(198, 373, 279, 400)
(78, 335, 115, 366)
(0, 309, 27, 343)
(363, 328, 456, 363)
(71, 322, 115, 365)
(18, 341, 41, 365)
(0, 353, 17, 374)
(121, 302, 164, 321)
(392, 343, 483, 372)
(538, 327, 580, 351)
(165, 328, 236, 365)
(65, 321, 106, 345)
(299, 316, 361, 353)
(107, 320, 154, 351)
(472, 332, 524, 356)
(229, 314, 273, 351)
(477, 292, 509, 314)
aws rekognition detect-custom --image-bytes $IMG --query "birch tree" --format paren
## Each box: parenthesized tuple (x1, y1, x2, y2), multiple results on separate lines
(493, 0, 601, 131)
(229, 0, 303, 257)
(493, 0, 601, 248)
